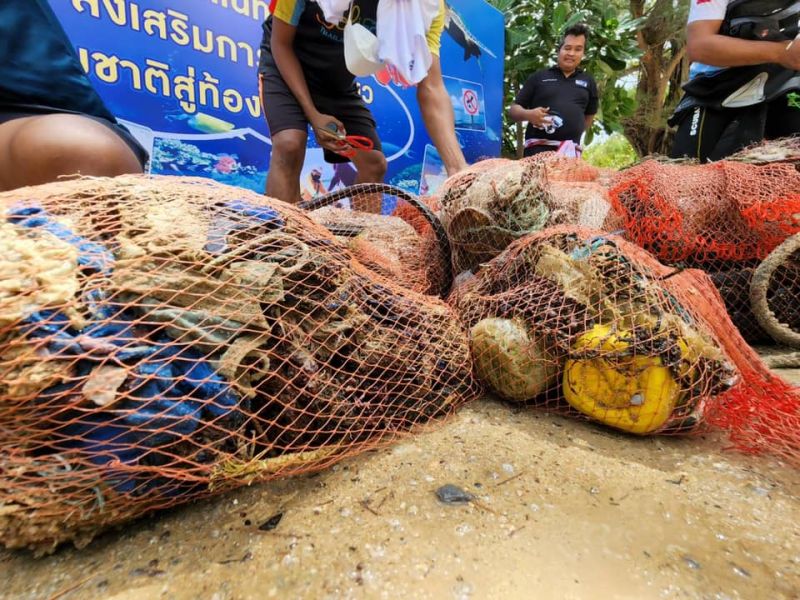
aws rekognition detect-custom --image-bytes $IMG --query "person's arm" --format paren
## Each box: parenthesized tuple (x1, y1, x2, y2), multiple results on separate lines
(509, 76, 552, 128)
(416, 55, 467, 175)
(509, 104, 553, 128)
(584, 114, 595, 132)
(270, 18, 347, 152)
(687, 20, 800, 70)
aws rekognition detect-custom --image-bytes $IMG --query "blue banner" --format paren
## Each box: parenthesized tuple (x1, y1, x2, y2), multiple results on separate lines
(50, 0, 504, 206)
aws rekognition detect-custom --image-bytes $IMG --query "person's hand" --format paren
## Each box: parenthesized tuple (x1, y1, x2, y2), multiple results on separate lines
(779, 36, 800, 71)
(310, 114, 351, 154)
(528, 107, 553, 129)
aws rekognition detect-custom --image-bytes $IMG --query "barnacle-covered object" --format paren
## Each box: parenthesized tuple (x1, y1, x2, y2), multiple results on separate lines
(469, 318, 558, 402)
(0, 176, 477, 554)
(450, 226, 737, 435)
(438, 158, 553, 274)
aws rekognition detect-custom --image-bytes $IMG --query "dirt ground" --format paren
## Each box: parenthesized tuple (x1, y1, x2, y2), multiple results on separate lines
(3, 364, 800, 600)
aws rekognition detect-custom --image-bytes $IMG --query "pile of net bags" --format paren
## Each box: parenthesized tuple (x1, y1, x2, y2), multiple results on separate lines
(609, 138, 800, 345)
(0, 176, 477, 554)
(433, 153, 800, 468)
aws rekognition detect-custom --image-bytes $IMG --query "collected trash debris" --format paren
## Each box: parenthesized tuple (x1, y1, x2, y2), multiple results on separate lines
(302, 183, 451, 297)
(450, 226, 736, 435)
(438, 158, 554, 275)
(0, 175, 477, 554)
(3, 141, 800, 556)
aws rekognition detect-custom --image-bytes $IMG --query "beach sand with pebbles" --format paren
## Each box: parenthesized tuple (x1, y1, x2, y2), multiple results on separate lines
(3, 363, 799, 599)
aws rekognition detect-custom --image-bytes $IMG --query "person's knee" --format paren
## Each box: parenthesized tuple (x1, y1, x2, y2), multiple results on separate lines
(270, 132, 307, 174)
(358, 151, 387, 181)
(6, 115, 141, 186)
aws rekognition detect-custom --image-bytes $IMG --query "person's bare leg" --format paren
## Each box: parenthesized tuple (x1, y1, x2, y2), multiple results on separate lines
(265, 129, 308, 203)
(350, 149, 387, 213)
(0, 114, 142, 191)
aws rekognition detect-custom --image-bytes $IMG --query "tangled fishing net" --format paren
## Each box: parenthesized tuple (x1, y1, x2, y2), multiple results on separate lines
(0, 175, 477, 554)
(448, 226, 800, 462)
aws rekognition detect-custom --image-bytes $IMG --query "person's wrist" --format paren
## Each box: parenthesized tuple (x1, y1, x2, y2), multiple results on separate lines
(774, 40, 794, 66)
(305, 107, 321, 124)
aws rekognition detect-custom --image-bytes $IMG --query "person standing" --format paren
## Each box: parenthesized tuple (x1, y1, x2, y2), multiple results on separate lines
(509, 24, 598, 158)
(258, 0, 467, 208)
(670, 0, 800, 162)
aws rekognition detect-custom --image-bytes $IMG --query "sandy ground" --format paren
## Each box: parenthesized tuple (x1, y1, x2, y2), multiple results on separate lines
(3, 368, 800, 600)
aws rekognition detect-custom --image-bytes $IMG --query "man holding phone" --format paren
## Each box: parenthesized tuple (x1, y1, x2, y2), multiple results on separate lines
(509, 24, 598, 158)
(259, 0, 467, 208)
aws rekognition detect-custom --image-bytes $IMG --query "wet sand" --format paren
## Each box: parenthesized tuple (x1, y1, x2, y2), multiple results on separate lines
(3, 380, 800, 600)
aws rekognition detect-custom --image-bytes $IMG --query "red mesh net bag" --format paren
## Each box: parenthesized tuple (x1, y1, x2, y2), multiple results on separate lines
(0, 176, 477, 554)
(448, 226, 800, 462)
(608, 158, 800, 263)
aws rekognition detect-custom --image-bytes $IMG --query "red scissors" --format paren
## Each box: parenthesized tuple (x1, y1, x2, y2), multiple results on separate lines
(322, 122, 374, 159)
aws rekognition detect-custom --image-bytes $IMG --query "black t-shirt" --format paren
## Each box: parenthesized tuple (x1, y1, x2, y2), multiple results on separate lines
(259, 0, 378, 94)
(514, 66, 599, 143)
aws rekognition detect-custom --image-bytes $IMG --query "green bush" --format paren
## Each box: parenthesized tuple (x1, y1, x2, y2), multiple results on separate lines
(583, 134, 638, 170)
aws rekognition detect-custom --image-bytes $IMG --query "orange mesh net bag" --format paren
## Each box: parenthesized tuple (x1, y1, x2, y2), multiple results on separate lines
(448, 226, 800, 463)
(0, 175, 477, 554)
(438, 157, 621, 277)
(608, 157, 800, 264)
(301, 184, 451, 297)
(438, 157, 555, 275)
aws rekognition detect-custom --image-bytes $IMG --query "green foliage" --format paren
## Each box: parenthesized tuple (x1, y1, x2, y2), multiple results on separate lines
(486, 0, 642, 156)
(583, 133, 638, 170)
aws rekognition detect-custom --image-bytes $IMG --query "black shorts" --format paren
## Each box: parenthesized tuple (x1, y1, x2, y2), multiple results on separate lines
(670, 93, 800, 163)
(259, 69, 382, 164)
(523, 145, 558, 158)
(0, 105, 149, 169)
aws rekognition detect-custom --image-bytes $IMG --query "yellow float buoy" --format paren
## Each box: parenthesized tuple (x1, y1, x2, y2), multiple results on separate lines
(564, 324, 682, 434)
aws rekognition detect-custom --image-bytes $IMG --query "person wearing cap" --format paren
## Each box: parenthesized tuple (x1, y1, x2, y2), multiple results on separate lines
(669, 0, 800, 163)
(0, 0, 147, 191)
(259, 0, 467, 207)
(509, 24, 598, 158)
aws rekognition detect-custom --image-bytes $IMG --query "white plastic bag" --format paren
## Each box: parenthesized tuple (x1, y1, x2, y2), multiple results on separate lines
(376, 0, 439, 86)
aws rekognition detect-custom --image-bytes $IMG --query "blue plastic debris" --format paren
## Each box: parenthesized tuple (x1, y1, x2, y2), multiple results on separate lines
(205, 198, 285, 254)
(36, 340, 244, 495)
(8, 210, 245, 497)
(7, 205, 115, 275)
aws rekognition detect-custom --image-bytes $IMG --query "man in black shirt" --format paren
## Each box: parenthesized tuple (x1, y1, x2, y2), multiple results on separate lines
(260, 0, 466, 207)
(509, 24, 598, 157)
